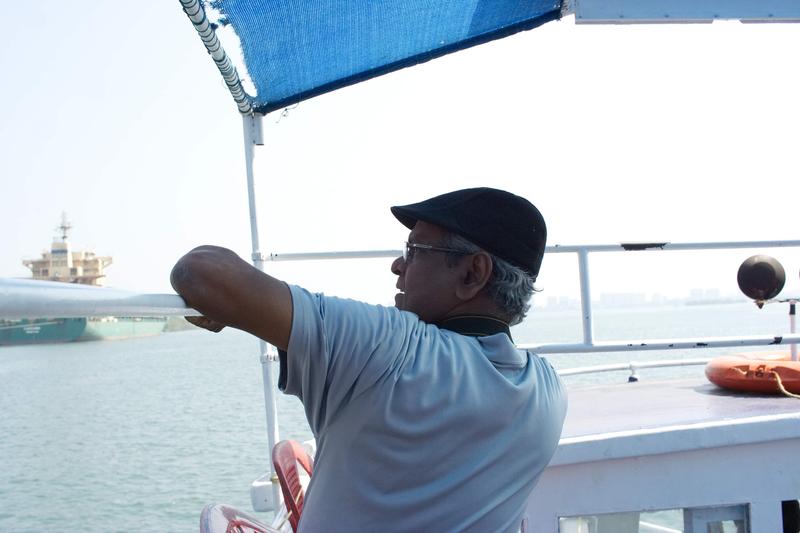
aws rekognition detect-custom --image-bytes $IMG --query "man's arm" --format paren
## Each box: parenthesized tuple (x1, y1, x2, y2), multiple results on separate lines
(170, 245, 292, 350)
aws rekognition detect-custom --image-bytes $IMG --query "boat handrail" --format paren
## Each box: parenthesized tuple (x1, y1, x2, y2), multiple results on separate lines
(260, 239, 800, 262)
(522, 334, 800, 355)
(3, 239, 799, 356)
(557, 357, 711, 378)
(0, 278, 196, 319)
(261, 239, 800, 357)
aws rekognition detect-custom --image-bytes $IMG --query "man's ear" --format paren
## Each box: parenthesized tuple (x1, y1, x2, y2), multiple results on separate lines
(455, 252, 493, 300)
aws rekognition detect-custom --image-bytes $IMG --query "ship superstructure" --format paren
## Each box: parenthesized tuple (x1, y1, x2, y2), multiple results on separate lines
(22, 214, 112, 286)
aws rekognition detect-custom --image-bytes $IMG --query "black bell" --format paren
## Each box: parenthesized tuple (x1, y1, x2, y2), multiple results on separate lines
(737, 255, 785, 308)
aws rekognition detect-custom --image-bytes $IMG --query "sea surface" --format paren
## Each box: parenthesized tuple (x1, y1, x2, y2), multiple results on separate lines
(0, 301, 794, 531)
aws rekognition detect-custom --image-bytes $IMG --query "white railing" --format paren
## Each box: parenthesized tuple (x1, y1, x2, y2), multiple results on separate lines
(4, 240, 799, 356)
(0, 278, 195, 319)
(558, 358, 712, 383)
(521, 335, 800, 354)
(260, 239, 800, 357)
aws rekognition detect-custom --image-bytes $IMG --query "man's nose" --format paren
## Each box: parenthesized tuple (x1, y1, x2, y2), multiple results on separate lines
(391, 255, 405, 276)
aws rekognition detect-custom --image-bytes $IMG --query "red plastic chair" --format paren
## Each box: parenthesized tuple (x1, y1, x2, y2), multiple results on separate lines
(272, 440, 314, 532)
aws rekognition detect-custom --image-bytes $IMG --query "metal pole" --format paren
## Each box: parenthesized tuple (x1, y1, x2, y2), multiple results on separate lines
(242, 113, 282, 510)
(577, 249, 595, 346)
(180, 0, 253, 114)
(790, 300, 797, 361)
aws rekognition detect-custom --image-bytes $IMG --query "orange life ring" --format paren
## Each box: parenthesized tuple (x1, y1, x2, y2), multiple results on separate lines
(705, 353, 800, 395)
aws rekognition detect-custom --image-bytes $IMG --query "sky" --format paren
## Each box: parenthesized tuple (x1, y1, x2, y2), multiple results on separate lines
(1, 3, 799, 308)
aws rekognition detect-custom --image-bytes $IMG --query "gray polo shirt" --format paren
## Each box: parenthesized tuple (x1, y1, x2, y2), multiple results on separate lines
(281, 284, 567, 532)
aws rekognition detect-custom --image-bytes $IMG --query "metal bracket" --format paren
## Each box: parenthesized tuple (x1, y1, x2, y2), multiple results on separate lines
(251, 113, 264, 145)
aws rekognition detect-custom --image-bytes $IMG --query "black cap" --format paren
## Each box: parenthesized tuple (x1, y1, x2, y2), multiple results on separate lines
(391, 187, 546, 279)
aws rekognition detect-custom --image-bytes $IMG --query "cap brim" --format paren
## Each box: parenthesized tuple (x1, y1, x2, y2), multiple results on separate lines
(389, 206, 419, 230)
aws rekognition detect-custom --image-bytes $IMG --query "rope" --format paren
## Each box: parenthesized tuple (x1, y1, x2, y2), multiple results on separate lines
(274, 491, 303, 529)
(272, 482, 304, 530)
(274, 510, 291, 530)
(731, 366, 800, 399)
(771, 371, 800, 399)
(179, 0, 254, 114)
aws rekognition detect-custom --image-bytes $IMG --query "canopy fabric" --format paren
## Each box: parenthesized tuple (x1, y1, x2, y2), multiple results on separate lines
(204, 0, 563, 114)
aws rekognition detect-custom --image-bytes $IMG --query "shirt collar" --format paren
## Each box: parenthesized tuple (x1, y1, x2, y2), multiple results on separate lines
(435, 315, 513, 342)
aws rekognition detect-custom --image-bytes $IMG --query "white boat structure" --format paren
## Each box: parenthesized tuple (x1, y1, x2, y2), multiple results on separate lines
(3, 0, 800, 531)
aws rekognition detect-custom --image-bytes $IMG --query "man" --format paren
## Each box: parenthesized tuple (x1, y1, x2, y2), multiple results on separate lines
(171, 187, 567, 532)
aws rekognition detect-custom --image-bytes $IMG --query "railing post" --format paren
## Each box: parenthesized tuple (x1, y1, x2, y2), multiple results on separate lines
(242, 112, 281, 511)
(578, 248, 595, 346)
(790, 300, 797, 361)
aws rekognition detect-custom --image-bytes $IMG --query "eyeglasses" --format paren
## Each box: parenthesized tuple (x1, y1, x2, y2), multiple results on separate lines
(403, 241, 472, 263)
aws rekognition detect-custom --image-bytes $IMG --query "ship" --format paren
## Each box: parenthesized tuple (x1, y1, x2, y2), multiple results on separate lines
(0, 214, 166, 345)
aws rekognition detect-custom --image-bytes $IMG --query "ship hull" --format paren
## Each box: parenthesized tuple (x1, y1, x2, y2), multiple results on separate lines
(0, 317, 166, 345)
(80, 317, 167, 341)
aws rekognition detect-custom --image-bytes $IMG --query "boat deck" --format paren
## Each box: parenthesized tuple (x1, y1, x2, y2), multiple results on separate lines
(531, 379, 800, 532)
(563, 378, 800, 439)
(550, 378, 800, 466)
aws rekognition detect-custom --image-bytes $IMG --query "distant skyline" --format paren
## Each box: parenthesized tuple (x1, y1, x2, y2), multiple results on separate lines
(2, 4, 799, 308)
(545, 288, 746, 311)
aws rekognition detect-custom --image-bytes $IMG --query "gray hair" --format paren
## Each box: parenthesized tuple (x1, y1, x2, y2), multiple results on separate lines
(440, 233, 538, 325)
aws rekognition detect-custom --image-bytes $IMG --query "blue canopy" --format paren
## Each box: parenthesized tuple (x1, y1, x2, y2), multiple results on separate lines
(199, 0, 563, 114)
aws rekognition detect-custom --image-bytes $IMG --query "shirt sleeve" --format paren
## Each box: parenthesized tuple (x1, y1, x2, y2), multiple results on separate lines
(280, 284, 419, 436)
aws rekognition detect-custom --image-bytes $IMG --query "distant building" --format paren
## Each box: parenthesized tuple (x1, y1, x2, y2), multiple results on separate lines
(651, 293, 668, 305)
(546, 295, 578, 310)
(598, 293, 647, 307)
(689, 288, 723, 302)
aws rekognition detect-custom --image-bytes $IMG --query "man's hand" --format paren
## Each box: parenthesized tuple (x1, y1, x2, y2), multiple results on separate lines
(170, 245, 292, 349)
(185, 315, 226, 332)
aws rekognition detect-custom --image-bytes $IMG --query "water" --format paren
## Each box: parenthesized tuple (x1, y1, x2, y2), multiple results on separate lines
(0, 329, 310, 532)
(515, 301, 795, 385)
(0, 301, 794, 531)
